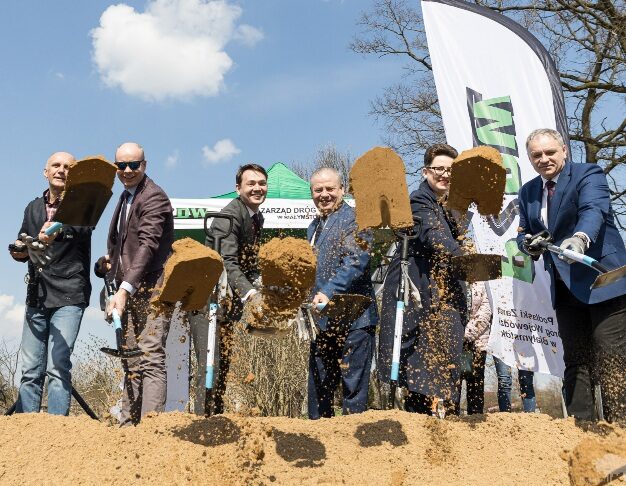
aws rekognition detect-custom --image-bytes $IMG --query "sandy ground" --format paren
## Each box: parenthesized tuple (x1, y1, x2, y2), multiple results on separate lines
(1, 410, 624, 485)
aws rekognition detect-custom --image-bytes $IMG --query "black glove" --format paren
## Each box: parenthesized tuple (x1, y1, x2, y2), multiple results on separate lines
(522, 232, 548, 257)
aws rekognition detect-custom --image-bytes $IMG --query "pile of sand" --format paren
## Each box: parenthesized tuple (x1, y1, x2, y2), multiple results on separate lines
(1, 410, 623, 485)
(243, 237, 316, 334)
(151, 238, 223, 312)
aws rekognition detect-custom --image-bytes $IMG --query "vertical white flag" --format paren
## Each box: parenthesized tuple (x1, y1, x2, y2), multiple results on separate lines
(422, 0, 569, 377)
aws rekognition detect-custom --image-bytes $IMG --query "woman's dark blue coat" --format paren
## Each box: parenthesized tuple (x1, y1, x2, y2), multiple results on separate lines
(378, 180, 468, 402)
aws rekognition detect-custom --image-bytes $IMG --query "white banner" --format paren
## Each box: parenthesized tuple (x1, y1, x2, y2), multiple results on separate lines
(171, 197, 355, 230)
(422, 0, 568, 376)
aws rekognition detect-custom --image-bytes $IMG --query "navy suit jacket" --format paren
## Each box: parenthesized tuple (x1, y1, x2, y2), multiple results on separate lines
(307, 202, 378, 332)
(517, 161, 626, 305)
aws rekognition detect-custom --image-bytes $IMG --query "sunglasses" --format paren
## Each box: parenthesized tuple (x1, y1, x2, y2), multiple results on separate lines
(114, 160, 143, 171)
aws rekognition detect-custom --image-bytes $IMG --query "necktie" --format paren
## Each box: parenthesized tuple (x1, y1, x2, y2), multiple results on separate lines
(251, 213, 261, 239)
(108, 190, 130, 281)
(546, 180, 556, 220)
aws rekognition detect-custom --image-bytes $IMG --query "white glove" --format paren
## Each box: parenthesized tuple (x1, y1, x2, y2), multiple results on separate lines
(559, 236, 586, 264)
(20, 233, 51, 268)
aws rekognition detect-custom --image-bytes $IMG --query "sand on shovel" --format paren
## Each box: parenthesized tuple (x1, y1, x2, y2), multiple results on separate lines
(242, 237, 316, 335)
(151, 238, 223, 312)
(446, 146, 506, 216)
(54, 156, 117, 227)
(350, 147, 413, 232)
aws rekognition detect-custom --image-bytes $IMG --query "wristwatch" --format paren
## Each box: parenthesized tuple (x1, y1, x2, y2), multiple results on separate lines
(573, 232, 590, 249)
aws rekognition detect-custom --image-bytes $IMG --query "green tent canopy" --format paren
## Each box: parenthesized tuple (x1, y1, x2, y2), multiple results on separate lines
(215, 162, 311, 199)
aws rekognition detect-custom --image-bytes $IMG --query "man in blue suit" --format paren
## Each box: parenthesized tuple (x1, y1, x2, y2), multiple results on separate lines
(306, 167, 378, 419)
(517, 128, 626, 423)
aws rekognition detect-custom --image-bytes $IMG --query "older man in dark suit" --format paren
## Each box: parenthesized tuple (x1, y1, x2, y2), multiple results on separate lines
(191, 163, 267, 414)
(307, 167, 378, 419)
(95, 142, 174, 426)
(518, 128, 626, 423)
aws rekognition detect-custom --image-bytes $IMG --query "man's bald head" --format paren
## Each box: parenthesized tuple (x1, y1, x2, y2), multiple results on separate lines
(115, 142, 144, 162)
(46, 151, 75, 168)
(44, 151, 75, 195)
(310, 167, 342, 188)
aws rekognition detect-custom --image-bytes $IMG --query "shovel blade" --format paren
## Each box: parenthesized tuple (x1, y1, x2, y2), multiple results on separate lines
(100, 346, 143, 359)
(591, 264, 626, 289)
(55, 157, 116, 226)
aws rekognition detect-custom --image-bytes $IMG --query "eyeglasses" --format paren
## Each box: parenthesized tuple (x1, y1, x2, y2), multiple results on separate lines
(114, 160, 143, 171)
(427, 166, 452, 176)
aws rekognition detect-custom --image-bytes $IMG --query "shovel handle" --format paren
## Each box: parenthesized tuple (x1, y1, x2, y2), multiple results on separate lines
(111, 309, 122, 330)
(44, 222, 63, 236)
(546, 244, 609, 273)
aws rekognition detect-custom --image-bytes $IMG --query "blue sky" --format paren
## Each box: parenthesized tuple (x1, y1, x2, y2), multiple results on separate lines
(0, 0, 407, 352)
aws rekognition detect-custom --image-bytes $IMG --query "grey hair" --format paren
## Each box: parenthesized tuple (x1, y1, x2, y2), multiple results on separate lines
(526, 129, 564, 150)
(310, 167, 343, 188)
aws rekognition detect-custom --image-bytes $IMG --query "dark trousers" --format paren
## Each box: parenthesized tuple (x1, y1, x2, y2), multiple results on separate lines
(555, 280, 626, 423)
(455, 344, 486, 415)
(120, 292, 171, 426)
(405, 392, 432, 414)
(308, 326, 375, 419)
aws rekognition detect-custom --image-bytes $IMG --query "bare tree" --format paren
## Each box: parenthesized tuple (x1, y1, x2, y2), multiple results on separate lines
(0, 340, 20, 413)
(290, 144, 354, 191)
(351, 0, 626, 221)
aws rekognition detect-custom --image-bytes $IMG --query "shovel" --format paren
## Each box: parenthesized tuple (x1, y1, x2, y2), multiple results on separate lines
(310, 293, 372, 323)
(194, 211, 235, 416)
(100, 279, 143, 359)
(301, 293, 373, 339)
(388, 229, 420, 409)
(528, 230, 626, 289)
(53, 157, 117, 227)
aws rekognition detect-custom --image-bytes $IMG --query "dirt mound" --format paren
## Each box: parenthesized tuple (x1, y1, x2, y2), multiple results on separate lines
(0, 410, 622, 485)
(350, 147, 413, 232)
(151, 238, 223, 312)
(568, 428, 626, 486)
(447, 146, 506, 216)
(244, 237, 316, 334)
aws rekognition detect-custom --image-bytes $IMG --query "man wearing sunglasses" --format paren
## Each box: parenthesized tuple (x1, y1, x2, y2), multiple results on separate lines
(95, 142, 174, 426)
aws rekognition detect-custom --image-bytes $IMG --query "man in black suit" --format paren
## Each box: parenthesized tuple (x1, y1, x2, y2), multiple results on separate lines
(190, 163, 267, 414)
(95, 142, 174, 425)
(9, 151, 92, 415)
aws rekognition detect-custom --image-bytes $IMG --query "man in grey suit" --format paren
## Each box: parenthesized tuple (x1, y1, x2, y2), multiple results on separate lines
(191, 163, 267, 414)
(95, 142, 174, 425)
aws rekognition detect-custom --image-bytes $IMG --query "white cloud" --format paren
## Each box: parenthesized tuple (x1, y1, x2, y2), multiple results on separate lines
(90, 0, 263, 102)
(234, 24, 265, 46)
(0, 294, 25, 343)
(165, 151, 180, 169)
(201, 139, 240, 165)
(54, 72, 65, 80)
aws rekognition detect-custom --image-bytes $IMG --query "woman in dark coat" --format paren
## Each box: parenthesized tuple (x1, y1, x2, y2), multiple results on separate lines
(378, 143, 468, 414)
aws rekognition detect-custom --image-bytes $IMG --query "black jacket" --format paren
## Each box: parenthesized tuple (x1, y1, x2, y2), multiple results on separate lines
(17, 194, 92, 308)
